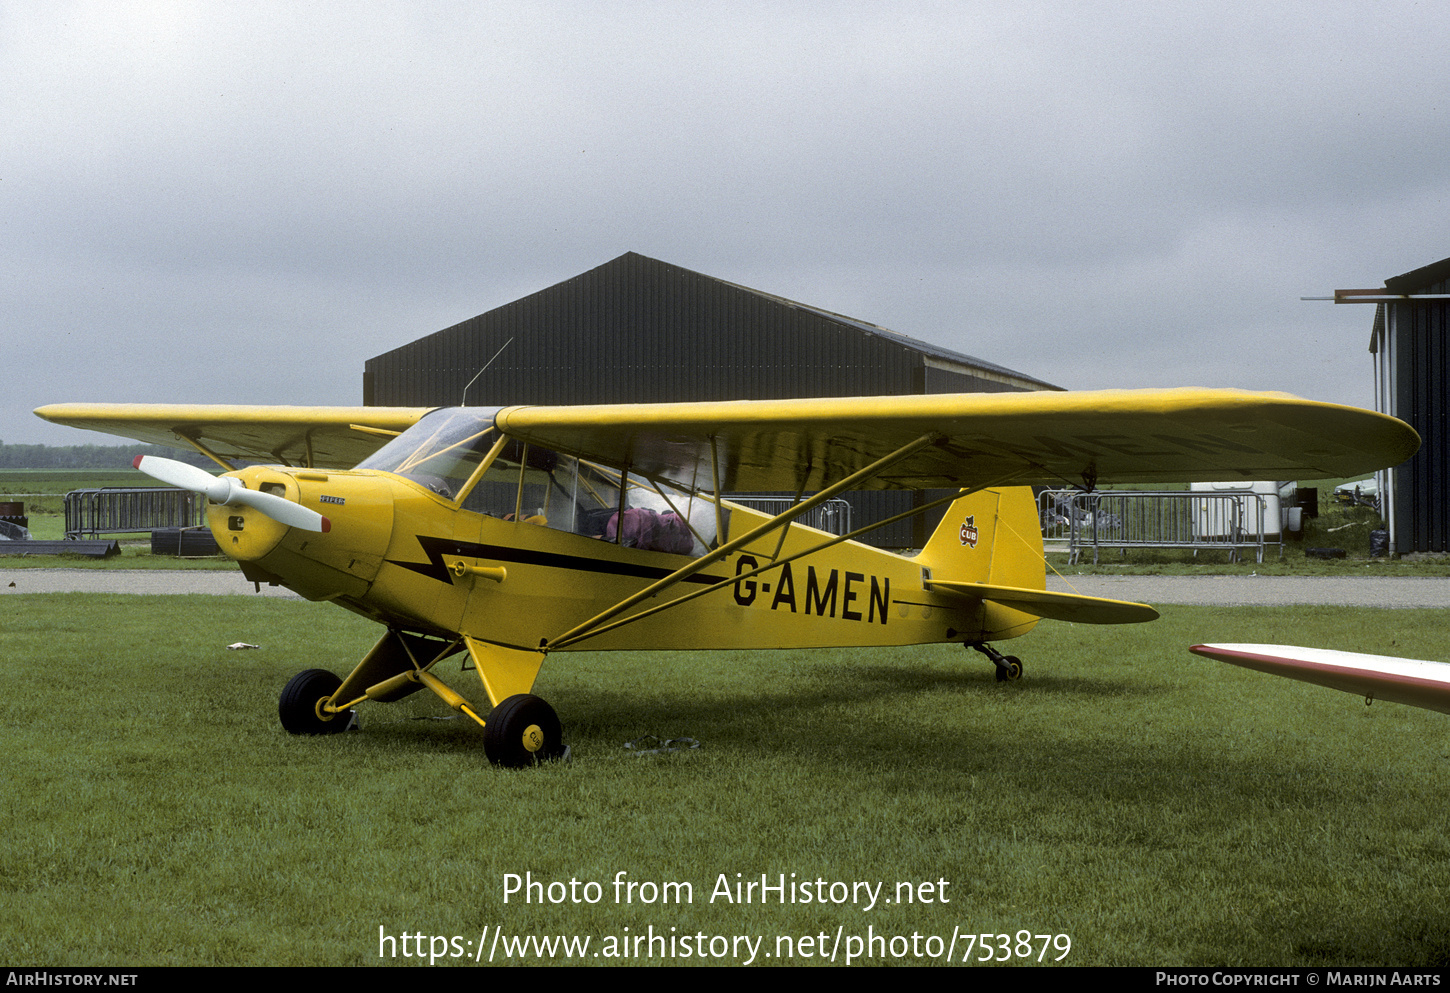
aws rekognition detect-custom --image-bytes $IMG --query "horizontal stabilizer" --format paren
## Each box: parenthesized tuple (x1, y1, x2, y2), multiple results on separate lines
(1190, 643, 1450, 715)
(928, 580, 1159, 624)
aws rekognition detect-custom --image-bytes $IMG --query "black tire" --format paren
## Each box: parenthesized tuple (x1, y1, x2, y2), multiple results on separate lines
(483, 694, 563, 767)
(279, 668, 348, 734)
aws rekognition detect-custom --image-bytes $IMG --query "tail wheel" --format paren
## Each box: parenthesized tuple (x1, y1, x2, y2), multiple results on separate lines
(995, 656, 1024, 682)
(484, 694, 564, 767)
(968, 642, 1025, 683)
(279, 668, 349, 734)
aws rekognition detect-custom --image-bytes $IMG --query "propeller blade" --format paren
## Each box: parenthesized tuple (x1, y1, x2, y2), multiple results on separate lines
(133, 455, 231, 501)
(133, 456, 330, 533)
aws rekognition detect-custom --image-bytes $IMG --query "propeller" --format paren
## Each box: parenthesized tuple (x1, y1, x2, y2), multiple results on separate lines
(134, 456, 331, 533)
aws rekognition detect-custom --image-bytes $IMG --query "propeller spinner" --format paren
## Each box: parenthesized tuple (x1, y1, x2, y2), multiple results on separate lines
(134, 456, 331, 533)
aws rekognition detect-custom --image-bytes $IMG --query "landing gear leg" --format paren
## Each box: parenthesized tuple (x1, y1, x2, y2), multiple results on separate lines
(465, 638, 566, 766)
(968, 642, 1023, 682)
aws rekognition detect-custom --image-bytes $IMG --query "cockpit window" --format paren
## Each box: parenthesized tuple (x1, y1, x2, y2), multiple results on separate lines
(355, 407, 503, 500)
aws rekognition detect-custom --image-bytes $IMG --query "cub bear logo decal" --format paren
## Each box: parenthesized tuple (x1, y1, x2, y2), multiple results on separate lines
(959, 515, 979, 548)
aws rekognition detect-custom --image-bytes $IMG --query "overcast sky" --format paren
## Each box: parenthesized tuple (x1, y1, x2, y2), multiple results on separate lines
(5, 1, 1448, 446)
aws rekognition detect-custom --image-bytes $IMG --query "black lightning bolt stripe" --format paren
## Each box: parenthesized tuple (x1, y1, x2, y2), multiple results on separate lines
(389, 535, 729, 587)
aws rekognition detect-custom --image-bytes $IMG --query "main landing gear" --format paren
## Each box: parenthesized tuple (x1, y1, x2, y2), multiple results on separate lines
(277, 666, 566, 768)
(968, 642, 1024, 682)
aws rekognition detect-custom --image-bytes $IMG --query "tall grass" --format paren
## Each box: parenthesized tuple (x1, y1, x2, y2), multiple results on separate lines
(3, 594, 1448, 966)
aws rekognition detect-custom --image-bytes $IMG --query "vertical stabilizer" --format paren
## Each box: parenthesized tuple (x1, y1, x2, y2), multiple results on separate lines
(917, 486, 1045, 592)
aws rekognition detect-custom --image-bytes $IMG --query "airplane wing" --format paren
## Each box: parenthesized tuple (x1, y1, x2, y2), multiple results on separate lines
(494, 388, 1420, 492)
(33, 403, 434, 469)
(1190, 644, 1450, 715)
(37, 388, 1415, 488)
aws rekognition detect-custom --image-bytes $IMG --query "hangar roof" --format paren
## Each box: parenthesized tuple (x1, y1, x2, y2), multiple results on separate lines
(704, 265, 1060, 391)
(365, 252, 1059, 405)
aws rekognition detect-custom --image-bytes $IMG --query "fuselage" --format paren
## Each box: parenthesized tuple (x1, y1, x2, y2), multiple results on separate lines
(208, 462, 1039, 653)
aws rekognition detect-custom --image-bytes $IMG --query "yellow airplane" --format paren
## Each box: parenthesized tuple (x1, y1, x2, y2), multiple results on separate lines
(36, 389, 1418, 765)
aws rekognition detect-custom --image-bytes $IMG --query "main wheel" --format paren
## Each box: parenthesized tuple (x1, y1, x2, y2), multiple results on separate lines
(483, 694, 564, 767)
(279, 668, 348, 734)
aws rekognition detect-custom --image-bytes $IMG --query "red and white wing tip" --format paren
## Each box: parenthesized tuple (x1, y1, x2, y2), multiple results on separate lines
(1190, 643, 1450, 716)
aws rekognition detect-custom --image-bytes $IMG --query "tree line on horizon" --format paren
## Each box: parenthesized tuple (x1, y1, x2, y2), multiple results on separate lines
(0, 441, 215, 470)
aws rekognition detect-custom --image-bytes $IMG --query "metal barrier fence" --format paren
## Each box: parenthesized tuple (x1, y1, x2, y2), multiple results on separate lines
(1038, 489, 1279, 564)
(725, 496, 853, 536)
(64, 487, 207, 539)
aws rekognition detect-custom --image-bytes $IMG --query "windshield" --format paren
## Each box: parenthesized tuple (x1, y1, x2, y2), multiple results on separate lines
(355, 407, 502, 499)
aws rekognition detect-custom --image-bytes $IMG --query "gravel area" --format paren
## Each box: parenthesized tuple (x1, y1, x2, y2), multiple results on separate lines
(0, 569, 301, 598)
(1046, 574, 1450, 608)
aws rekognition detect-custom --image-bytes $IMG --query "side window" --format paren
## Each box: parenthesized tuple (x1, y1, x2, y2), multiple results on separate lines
(459, 443, 559, 520)
(605, 470, 720, 556)
(461, 445, 724, 558)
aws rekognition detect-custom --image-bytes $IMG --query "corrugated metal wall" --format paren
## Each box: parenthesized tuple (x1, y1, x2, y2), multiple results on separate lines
(1390, 275, 1450, 552)
(365, 253, 1039, 547)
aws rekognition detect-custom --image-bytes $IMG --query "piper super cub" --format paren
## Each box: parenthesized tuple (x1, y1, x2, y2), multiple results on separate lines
(36, 389, 1418, 765)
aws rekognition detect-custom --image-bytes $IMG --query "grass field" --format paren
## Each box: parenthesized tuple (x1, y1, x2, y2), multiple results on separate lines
(3, 592, 1448, 967)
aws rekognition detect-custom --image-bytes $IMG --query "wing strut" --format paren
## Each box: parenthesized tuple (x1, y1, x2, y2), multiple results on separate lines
(175, 433, 238, 472)
(710, 434, 725, 547)
(770, 473, 812, 563)
(542, 434, 939, 651)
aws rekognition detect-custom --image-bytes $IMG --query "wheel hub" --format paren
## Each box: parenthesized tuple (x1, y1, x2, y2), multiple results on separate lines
(522, 723, 544, 752)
